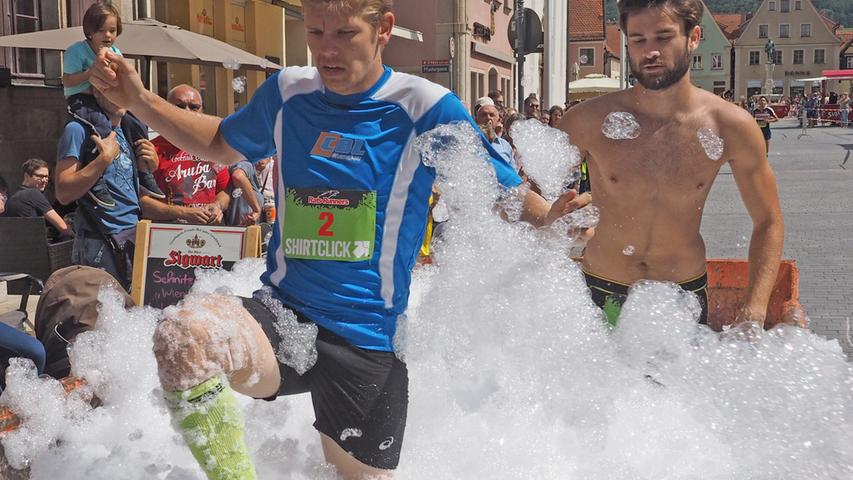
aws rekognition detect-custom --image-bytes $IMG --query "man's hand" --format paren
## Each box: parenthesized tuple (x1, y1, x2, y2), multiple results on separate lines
(89, 48, 146, 110)
(543, 190, 592, 227)
(134, 139, 159, 171)
(241, 211, 260, 226)
(721, 305, 766, 343)
(92, 132, 120, 166)
(180, 206, 214, 225)
(205, 203, 224, 225)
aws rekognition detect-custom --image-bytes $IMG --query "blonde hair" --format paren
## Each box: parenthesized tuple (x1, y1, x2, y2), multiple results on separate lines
(303, 0, 393, 27)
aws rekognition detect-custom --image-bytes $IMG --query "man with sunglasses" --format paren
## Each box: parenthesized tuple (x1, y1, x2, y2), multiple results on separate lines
(524, 94, 540, 120)
(143, 85, 231, 224)
(3, 158, 74, 240)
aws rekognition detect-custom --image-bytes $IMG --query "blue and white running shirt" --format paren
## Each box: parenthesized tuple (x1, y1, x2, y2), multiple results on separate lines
(220, 66, 521, 351)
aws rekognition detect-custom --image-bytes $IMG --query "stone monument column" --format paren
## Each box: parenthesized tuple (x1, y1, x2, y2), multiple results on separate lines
(764, 38, 776, 94)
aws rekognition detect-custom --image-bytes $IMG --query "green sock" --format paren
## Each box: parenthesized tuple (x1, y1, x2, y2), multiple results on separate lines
(166, 377, 257, 480)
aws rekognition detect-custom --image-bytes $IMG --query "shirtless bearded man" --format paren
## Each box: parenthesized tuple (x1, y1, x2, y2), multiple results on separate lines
(559, 0, 784, 330)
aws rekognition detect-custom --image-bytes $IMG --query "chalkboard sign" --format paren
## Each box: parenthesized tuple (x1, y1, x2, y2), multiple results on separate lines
(130, 220, 261, 308)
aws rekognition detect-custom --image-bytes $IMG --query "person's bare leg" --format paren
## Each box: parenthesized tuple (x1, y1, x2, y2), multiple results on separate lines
(152, 294, 280, 480)
(320, 433, 394, 480)
(153, 294, 280, 395)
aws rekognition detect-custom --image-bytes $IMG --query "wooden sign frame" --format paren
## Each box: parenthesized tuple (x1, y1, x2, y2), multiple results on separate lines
(130, 220, 261, 306)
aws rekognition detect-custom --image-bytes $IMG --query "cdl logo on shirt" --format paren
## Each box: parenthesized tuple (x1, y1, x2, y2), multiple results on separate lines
(310, 132, 367, 162)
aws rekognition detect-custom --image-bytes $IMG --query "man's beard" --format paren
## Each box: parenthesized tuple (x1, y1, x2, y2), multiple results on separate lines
(630, 44, 692, 91)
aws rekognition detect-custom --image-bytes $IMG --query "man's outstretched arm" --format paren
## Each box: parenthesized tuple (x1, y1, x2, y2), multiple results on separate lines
(519, 188, 591, 228)
(728, 112, 785, 327)
(89, 50, 243, 166)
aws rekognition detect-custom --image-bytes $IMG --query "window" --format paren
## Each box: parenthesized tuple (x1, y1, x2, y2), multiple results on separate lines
(769, 1, 776, 11)
(781, 0, 789, 12)
(795, 0, 802, 9)
(579, 48, 594, 66)
(758, 24, 769, 38)
(699, 26, 704, 39)
(848, 56, 853, 69)
(793, 49, 804, 64)
(692, 55, 703, 70)
(814, 49, 825, 64)
(800, 23, 811, 37)
(711, 53, 723, 70)
(772, 50, 783, 65)
(779, 24, 790, 38)
(0, 0, 44, 77)
(749, 51, 761, 65)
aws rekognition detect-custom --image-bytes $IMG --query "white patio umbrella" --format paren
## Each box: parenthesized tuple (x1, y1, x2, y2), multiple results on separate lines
(0, 18, 281, 78)
(568, 74, 622, 100)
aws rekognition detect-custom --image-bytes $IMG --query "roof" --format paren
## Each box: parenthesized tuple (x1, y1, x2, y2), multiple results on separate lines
(713, 13, 748, 41)
(841, 31, 853, 54)
(569, 0, 605, 41)
(605, 23, 622, 59)
(839, 29, 853, 52)
(819, 13, 840, 35)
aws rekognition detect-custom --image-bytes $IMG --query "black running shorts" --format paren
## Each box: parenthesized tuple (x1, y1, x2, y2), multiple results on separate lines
(241, 295, 408, 470)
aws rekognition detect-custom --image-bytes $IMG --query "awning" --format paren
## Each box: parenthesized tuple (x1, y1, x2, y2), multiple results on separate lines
(568, 74, 622, 96)
(747, 80, 762, 88)
(797, 77, 827, 82)
(822, 69, 853, 80)
(392, 25, 423, 43)
(472, 42, 515, 65)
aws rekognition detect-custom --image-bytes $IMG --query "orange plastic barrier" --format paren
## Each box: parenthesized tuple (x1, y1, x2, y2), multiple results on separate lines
(0, 376, 88, 435)
(706, 259, 807, 331)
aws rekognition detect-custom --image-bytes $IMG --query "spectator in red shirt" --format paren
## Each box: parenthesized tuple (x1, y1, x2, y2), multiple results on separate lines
(142, 85, 230, 224)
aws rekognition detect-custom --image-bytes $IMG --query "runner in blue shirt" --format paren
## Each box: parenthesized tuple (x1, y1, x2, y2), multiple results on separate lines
(89, 1, 588, 478)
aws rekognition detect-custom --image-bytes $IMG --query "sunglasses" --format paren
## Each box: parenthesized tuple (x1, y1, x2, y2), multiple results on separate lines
(175, 102, 202, 111)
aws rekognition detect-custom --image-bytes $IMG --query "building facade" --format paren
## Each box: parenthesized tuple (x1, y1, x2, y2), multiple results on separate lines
(386, 0, 515, 111)
(464, 0, 516, 109)
(732, 0, 842, 99)
(0, 0, 305, 188)
(839, 28, 853, 70)
(0, 0, 66, 189)
(713, 12, 748, 95)
(568, 0, 605, 82)
(691, 2, 732, 94)
(386, 1, 568, 114)
(603, 22, 622, 80)
(152, 0, 304, 118)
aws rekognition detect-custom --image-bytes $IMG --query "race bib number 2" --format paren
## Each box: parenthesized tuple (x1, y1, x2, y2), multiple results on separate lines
(282, 188, 376, 261)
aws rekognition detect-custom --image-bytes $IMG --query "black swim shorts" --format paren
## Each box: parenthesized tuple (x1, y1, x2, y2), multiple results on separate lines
(584, 271, 709, 327)
(241, 294, 408, 470)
